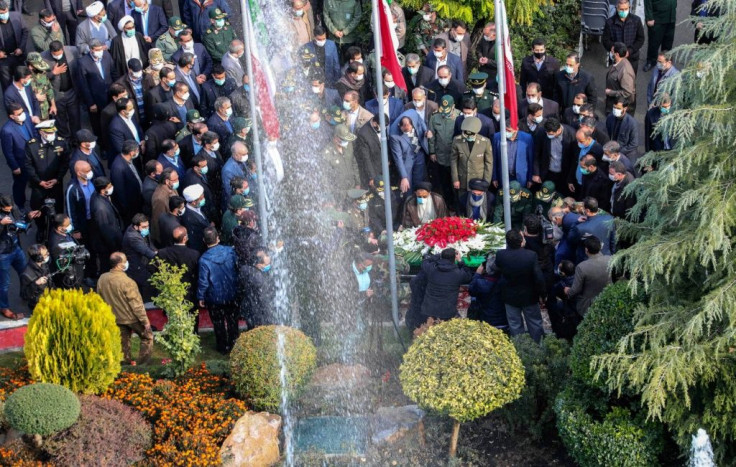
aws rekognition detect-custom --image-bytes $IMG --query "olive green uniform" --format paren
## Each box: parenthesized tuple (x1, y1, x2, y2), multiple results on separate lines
(323, 142, 361, 198)
(450, 134, 493, 195)
(407, 16, 449, 55)
(155, 32, 180, 62)
(462, 89, 494, 112)
(493, 188, 533, 228)
(533, 191, 563, 216)
(31, 72, 54, 121)
(202, 23, 236, 62)
(323, 0, 362, 45)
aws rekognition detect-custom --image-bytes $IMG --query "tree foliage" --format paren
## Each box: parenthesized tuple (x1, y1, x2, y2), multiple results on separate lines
(592, 0, 736, 459)
(400, 0, 551, 26)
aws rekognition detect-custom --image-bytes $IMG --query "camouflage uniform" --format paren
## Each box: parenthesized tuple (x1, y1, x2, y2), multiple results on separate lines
(27, 53, 54, 120)
(533, 181, 563, 216)
(493, 181, 533, 229)
(407, 12, 449, 55)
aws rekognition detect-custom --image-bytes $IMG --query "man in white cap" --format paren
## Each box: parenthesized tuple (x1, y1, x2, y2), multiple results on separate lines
(76, 1, 117, 55)
(110, 15, 147, 79)
(180, 183, 210, 252)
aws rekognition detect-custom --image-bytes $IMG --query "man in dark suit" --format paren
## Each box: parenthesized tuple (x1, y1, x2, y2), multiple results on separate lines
(174, 52, 203, 108)
(114, 58, 149, 128)
(568, 196, 616, 263)
(171, 29, 212, 81)
(100, 84, 131, 155)
(0, 4, 28, 91)
(353, 114, 382, 187)
(89, 176, 124, 273)
(155, 225, 200, 306)
(132, 0, 167, 44)
(181, 153, 216, 221)
(206, 96, 233, 145)
(108, 98, 143, 161)
(553, 52, 597, 112)
(157, 139, 186, 179)
(177, 120, 206, 168)
(538, 119, 578, 197)
(519, 39, 560, 99)
(402, 53, 434, 97)
(157, 195, 184, 248)
(144, 103, 179, 162)
(452, 99, 495, 139)
(605, 97, 639, 157)
(200, 65, 237, 119)
(578, 156, 613, 213)
(69, 129, 105, 179)
(110, 140, 144, 224)
(4, 67, 40, 123)
(163, 82, 197, 125)
(44, 0, 82, 45)
(301, 26, 340, 86)
(493, 229, 546, 343)
(121, 212, 157, 300)
(106, 0, 131, 30)
(403, 87, 438, 123)
(76, 39, 114, 137)
(42, 41, 80, 141)
(424, 38, 464, 83)
(144, 66, 175, 116)
(365, 87, 403, 126)
(180, 183, 210, 253)
(0, 103, 36, 207)
(142, 159, 162, 217)
(426, 65, 466, 105)
(569, 128, 604, 196)
(518, 82, 559, 122)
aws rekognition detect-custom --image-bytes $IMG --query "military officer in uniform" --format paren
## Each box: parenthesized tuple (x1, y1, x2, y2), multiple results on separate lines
(175, 109, 206, 142)
(323, 124, 361, 201)
(202, 9, 236, 63)
(346, 188, 370, 230)
(25, 120, 70, 242)
(322, 105, 346, 127)
(407, 3, 449, 56)
(368, 175, 401, 232)
(493, 180, 533, 229)
(451, 116, 493, 200)
(156, 17, 187, 62)
(27, 53, 56, 121)
(298, 47, 321, 81)
(534, 181, 563, 215)
(463, 72, 495, 113)
(226, 117, 253, 159)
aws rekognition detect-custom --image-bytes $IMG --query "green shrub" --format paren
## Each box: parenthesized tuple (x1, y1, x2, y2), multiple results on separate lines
(555, 386, 664, 467)
(150, 258, 200, 377)
(569, 282, 641, 391)
(230, 325, 317, 412)
(24, 289, 122, 394)
(43, 395, 151, 466)
(0, 400, 7, 430)
(400, 319, 525, 457)
(498, 335, 570, 440)
(4, 383, 80, 435)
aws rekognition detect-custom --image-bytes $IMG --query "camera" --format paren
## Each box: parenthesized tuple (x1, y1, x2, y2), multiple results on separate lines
(40, 198, 56, 217)
(6, 220, 29, 234)
(536, 205, 555, 245)
(53, 241, 90, 288)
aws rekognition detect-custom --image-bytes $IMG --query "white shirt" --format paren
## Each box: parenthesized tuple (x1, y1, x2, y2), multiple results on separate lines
(434, 56, 447, 79)
(121, 34, 141, 63)
(13, 83, 32, 115)
(121, 115, 140, 142)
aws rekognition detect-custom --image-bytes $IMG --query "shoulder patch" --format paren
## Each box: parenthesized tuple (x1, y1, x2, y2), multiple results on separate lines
(28, 138, 36, 143)
(520, 190, 531, 199)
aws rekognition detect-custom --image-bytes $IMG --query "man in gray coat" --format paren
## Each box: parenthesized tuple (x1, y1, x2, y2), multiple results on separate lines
(565, 235, 612, 317)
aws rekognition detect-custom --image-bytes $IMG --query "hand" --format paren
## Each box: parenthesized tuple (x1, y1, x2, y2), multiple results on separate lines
(429, 154, 437, 162)
(337, 220, 345, 228)
(0, 217, 13, 225)
(169, 116, 181, 123)
(577, 216, 587, 222)
(400, 178, 410, 193)
(696, 21, 703, 30)
(453, 181, 460, 189)
(52, 62, 67, 75)
(365, 288, 374, 298)
(28, 210, 41, 218)
(563, 286, 570, 296)
(335, 30, 344, 38)
(12, 168, 20, 175)
(144, 36, 152, 43)
(89, 105, 98, 113)
(532, 175, 541, 184)
(196, 74, 206, 84)
(368, 179, 374, 187)
(47, 180, 58, 188)
(426, 130, 433, 139)
(51, 21, 60, 32)
(476, 264, 484, 274)
(35, 276, 48, 285)
(39, 181, 51, 189)
(527, 182, 533, 188)
(72, 232, 82, 240)
(646, 20, 654, 27)
(36, 93, 47, 102)
(198, 300, 206, 308)
(605, 88, 612, 96)
(568, 183, 575, 193)
(49, 104, 57, 116)
(144, 323, 152, 332)
(31, 116, 40, 125)
(13, 49, 22, 56)
(0, 51, 6, 59)
(492, 180, 499, 188)
(479, 57, 488, 64)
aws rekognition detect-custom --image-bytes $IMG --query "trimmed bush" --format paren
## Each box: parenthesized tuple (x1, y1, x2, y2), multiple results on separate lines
(569, 281, 641, 391)
(499, 335, 570, 440)
(555, 386, 664, 467)
(230, 325, 317, 412)
(4, 383, 80, 435)
(400, 319, 525, 457)
(43, 395, 151, 466)
(24, 289, 123, 394)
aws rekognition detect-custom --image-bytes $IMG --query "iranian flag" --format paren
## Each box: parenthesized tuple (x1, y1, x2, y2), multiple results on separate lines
(498, 0, 518, 130)
(244, 0, 280, 140)
(376, 0, 407, 92)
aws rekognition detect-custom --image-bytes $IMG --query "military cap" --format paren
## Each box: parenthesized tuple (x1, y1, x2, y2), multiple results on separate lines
(186, 109, 205, 123)
(468, 178, 490, 191)
(148, 48, 164, 65)
(168, 16, 186, 31)
(229, 194, 248, 210)
(36, 120, 57, 132)
(208, 7, 227, 19)
(334, 124, 356, 142)
(508, 181, 522, 202)
(232, 117, 252, 133)
(415, 181, 432, 192)
(76, 129, 97, 143)
(439, 94, 454, 111)
(537, 181, 556, 202)
(323, 105, 345, 124)
(26, 52, 49, 71)
(348, 189, 368, 200)
(468, 72, 488, 87)
(460, 116, 482, 134)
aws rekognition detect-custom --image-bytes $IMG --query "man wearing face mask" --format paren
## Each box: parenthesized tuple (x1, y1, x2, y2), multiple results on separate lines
(142, 48, 166, 92)
(114, 58, 147, 127)
(452, 97, 494, 139)
(341, 90, 373, 134)
(539, 119, 577, 196)
(408, 3, 448, 57)
(426, 65, 465, 106)
(206, 96, 234, 145)
(302, 26, 340, 86)
(1, 103, 37, 209)
(427, 95, 459, 204)
(553, 52, 597, 113)
(602, 0, 645, 73)
(288, 0, 314, 45)
(401, 181, 448, 228)
(519, 103, 546, 138)
(144, 103, 179, 162)
(354, 114, 383, 188)
(608, 160, 636, 221)
(172, 29, 213, 88)
(90, 177, 124, 273)
(518, 82, 559, 122)
(601, 141, 635, 176)
(457, 178, 493, 221)
(76, 2, 117, 56)
(646, 52, 679, 106)
(401, 54, 433, 97)
(46, 213, 87, 288)
(97, 252, 153, 364)
(225, 117, 252, 158)
(157, 196, 185, 248)
(491, 124, 535, 189)
(452, 116, 493, 199)
(155, 17, 186, 62)
(182, 154, 216, 220)
(202, 8, 235, 63)
(434, 20, 470, 75)
(151, 167, 180, 245)
(110, 16, 148, 80)
(471, 22, 497, 78)
(181, 184, 211, 253)
(30, 9, 64, 53)
(605, 97, 639, 157)
(324, 124, 361, 197)
(404, 87, 437, 123)
(604, 42, 636, 115)
(561, 93, 587, 126)
(425, 38, 463, 83)
(41, 41, 80, 141)
(309, 71, 341, 111)
(519, 39, 560, 99)
(4, 67, 41, 125)
(365, 85, 402, 126)
(69, 129, 105, 179)
(108, 97, 143, 160)
(181, 0, 230, 42)
(578, 156, 612, 212)
(323, 0, 362, 53)
(65, 162, 95, 267)
(461, 72, 494, 113)
(141, 160, 162, 216)
(121, 213, 157, 300)
(645, 93, 674, 153)
(110, 140, 144, 224)
(131, 0, 167, 45)
(20, 244, 50, 311)
(568, 129, 603, 196)
(200, 65, 236, 118)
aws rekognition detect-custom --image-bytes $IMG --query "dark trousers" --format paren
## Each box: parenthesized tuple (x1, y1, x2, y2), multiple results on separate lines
(544, 170, 569, 198)
(58, 11, 79, 45)
(88, 108, 102, 139)
(54, 90, 81, 142)
(0, 56, 21, 91)
(11, 170, 27, 209)
(646, 23, 675, 65)
(118, 321, 153, 364)
(427, 161, 455, 211)
(208, 302, 239, 353)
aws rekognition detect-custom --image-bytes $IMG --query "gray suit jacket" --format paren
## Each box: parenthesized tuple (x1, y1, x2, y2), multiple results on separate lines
(75, 18, 118, 55)
(41, 47, 79, 95)
(221, 52, 245, 85)
(568, 253, 612, 316)
(403, 100, 439, 123)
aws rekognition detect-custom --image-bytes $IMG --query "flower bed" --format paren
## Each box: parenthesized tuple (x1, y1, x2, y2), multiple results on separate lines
(394, 217, 506, 264)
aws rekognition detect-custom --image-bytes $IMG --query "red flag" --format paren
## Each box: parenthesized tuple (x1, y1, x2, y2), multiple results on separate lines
(499, 0, 518, 130)
(377, 0, 407, 92)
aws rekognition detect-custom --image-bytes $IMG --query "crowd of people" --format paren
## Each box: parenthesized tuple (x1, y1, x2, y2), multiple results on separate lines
(0, 0, 703, 357)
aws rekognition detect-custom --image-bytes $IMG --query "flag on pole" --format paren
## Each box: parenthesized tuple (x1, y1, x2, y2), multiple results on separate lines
(498, 0, 518, 130)
(244, 0, 280, 140)
(377, 0, 407, 92)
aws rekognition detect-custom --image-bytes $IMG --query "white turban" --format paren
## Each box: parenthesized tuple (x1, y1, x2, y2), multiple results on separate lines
(183, 184, 204, 202)
(117, 15, 134, 32)
(85, 1, 104, 17)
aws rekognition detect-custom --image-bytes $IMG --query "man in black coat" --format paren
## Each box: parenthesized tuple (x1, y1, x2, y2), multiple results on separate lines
(237, 247, 275, 328)
(142, 160, 162, 217)
(354, 115, 382, 187)
(553, 52, 597, 112)
(121, 213, 157, 300)
(538, 119, 578, 196)
(157, 195, 185, 248)
(493, 229, 546, 342)
(90, 177, 124, 273)
(419, 249, 474, 321)
(425, 65, 466, 105)
(602, 0, 646, 72)
(401, 53, 434, 97)
(0, 6, 28, 91)
(180, 183, 210, 253)
(110, 140, 144, 225)
(154, 226, 200, 328)
(569, 129, 604, 197)
(519, 39, 560, 99)
(605, 98, 639, 157)
(144, 104, 180, 162)
(579, 156, 613, 213)
(180, 154, 217, 223)
(609, 160, 636, 220)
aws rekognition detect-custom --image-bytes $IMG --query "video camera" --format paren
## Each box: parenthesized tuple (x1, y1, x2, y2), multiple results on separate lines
(52, 241, 90, 288)
(5, 220, 29, 234)
(535, 205, 555, 245)
(40, 198, 56, 217)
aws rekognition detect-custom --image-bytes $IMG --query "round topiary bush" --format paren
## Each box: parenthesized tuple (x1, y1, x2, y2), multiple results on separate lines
(24, 289, 123, 394)
(4, 383, 80, 435)
(399, 319, 525, 457)
(43, 395, 152, 465)
(230, 325, 317, 412)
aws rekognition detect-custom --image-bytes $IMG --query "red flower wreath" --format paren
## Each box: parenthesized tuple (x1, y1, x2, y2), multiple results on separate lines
(415, 217, 478, 249)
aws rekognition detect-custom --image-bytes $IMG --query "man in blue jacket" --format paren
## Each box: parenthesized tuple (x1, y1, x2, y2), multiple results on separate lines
(181, 0, 230, 42)
(492, 125, 536, 189)
(197, 226, 238, 352)
(0, 103, 37, 208)
(302, 25, 341, 87)
(568, 196, 616, 264)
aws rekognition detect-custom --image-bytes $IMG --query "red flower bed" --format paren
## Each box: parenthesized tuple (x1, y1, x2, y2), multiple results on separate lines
(415, 217, 478, 249)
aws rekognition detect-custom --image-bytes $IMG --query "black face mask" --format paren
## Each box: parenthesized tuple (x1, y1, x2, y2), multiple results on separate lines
(533, 52, 545, 59)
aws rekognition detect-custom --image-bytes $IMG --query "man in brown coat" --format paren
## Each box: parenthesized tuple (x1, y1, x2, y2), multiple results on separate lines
(605, 42, 636, 115)
(401, 181, 449, 228)
(97, 251, 153, 364)
(151, 167, 180, 246)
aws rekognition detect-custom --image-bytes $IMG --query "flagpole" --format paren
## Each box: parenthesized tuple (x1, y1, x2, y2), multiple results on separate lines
(494, 0, 512, 232)
(371, 0, 403, 349)
(240, 0, 269, 243)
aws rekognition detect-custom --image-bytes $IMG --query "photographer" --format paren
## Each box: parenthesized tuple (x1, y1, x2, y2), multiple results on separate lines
(0, 195, 40, 320)
(48, 214, 89, 289)
(20, 244, 50, 312)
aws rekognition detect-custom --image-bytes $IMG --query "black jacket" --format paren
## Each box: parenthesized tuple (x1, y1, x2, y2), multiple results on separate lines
(610, 172, 637, 220)
(142, 176, 158, 217)
(121, 225, 157, 291)
(468, 273, 508, 328)
(157, 212, 181, 248)
(89, 193, 124, 254)
(180, 207, 209, 253)
(401, 65, 435, 97)
(602, 14, 646, 64)
(536, 123, 578, 180)
(425, 78, 466, 105)
(554, 69, 598, 111)
(354, 122, 382, 186)
(20, 262, 49, 310)
(605, 113, 639, 156)
(519, 55, 560, 99)
(110, 156, 144, 225)
(155, 244, 200, 304)
(237, 264, 274, 327)
(494, 247, 546, 306)
(144, 120, 178, 162)
(581, 169, 614, 212)
(568, 142, 604, 186)
(420, 255, 474, 320)
(232, 225, 262, 266)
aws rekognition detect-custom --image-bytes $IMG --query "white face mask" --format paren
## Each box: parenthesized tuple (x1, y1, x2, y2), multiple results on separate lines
(339, 140, 349, 148)
(384, 81, 395, 89)
(122, 260, 129, 271)
(454, 34, 465, 42)
(42, 133, 56, 143)
(493, 113, 500, 121)
(180, 92, 190, 101)
(311, 86, 321, 94)
(91, 50, 103, 59)
(107, 186, 114, 195)
(126, 108, 135, 118)
(88, 141, 97, 150)
(612, 108, 623, 118)
(182, 42, 194, 51)
(434, 50, 444, 59)
(212, 142, 220, 152)
(15, 112, 26, 123)
(152, 63, 164, 71)
(472, 86, 484, 95)
(572, 105, 581, 114)
(51, 53, 63, 61)
(355, 74, 364, 81)
(315, 39, 326, 47)
(85, 171, 94, 180)
(413, 100, 424, 108)
(131, 71, 143, 80)
(438, 78, 450, 87)
(527, 96, 539, 104)
(602, 155, 612, 162)
(533, 115, 543, 124)
(608, 174, 619, 182)
(422, 14, 431, 21)
(546, 133, 556, 140)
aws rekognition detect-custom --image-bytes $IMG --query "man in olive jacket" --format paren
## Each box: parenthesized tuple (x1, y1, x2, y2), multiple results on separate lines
(428, 94, 460, 206)
(451, 116, 493, 199)
(323, 0, 362, 47)
(97, 251, 153, 364)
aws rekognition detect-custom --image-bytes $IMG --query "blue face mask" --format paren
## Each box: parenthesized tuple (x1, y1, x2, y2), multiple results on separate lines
(364, 265, 372, 272)
(200, 165, 209, 175)
(416, 197, 426, 205)
(251, 173, 257, 180)
(262, 264, 271, 273)
(471, 193, 483, 201)
(198, 198, 206, 207)
(580, 167, 590, 175)
(660, 106, 670, 115)
(243, 84, 250, 92)
(243, 187, 250, 195)
(0, 12, 9, 21)
(578, 142, 588, 149)
(618, 9, 629, 18)
(167, 79, 176, 87)
(311, 121, 321, 130)
(214, 78, 225, 86)
(140, 227, 150, 237)
(358, 202, 368, 211)
(564, 65, 574, 74)
(125, 29, 136, 38)
(134, 6, 144, 13)
(174, 148, 181, 157)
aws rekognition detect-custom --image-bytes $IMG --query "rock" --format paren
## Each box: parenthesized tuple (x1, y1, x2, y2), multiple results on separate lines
(370, 405, 425, 445)
(220, 411, 282, 467)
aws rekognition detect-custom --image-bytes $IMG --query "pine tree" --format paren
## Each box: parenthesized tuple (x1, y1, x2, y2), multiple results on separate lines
(592, 0, 736, 459)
